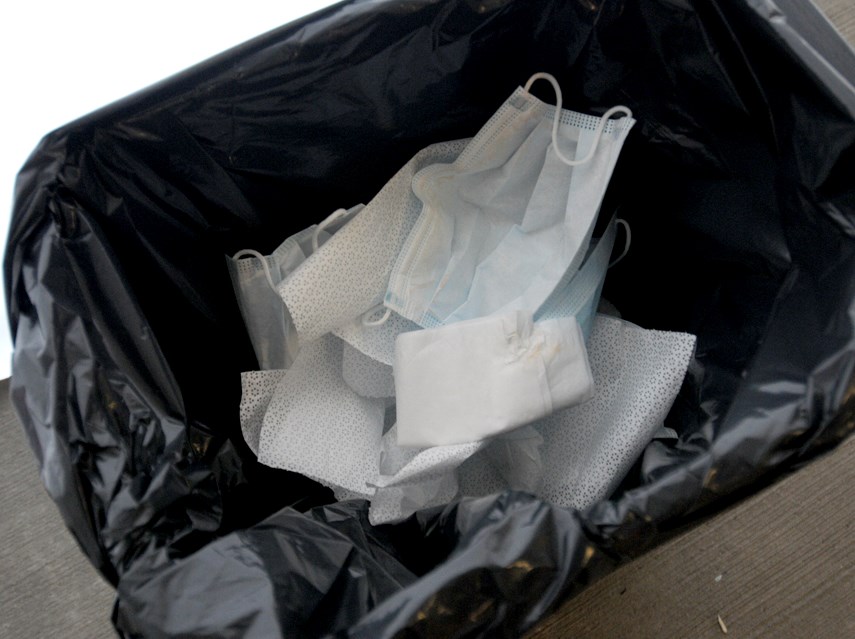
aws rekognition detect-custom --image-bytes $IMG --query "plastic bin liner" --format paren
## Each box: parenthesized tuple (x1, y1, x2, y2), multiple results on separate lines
(5, 0, 855, 636)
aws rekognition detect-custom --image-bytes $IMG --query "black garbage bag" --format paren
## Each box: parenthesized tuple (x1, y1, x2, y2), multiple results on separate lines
(6, 0, 855, 636)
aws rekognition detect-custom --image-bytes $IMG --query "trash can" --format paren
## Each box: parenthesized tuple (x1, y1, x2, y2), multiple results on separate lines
(6, 0, 855, 636)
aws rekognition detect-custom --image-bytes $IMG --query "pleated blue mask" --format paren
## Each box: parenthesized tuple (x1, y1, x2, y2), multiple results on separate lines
(384, 72, 634, 328)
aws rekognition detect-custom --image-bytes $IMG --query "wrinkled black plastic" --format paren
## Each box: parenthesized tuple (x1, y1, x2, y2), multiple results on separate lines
(6, 1, 855, 636)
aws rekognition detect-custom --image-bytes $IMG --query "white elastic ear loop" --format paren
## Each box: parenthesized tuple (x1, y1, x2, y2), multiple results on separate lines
(362, 303, 392, 327)
(232, 249, 277, 292)
(523, 72, 632, 167)
(312, 207, 348, 252)
(609, 219, 632, 268)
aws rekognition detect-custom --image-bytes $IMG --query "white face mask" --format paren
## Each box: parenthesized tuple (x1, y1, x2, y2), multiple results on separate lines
(384, 72, 634, 328)
(227, 227, 316, 370)
(369, 315, 696, 525)
(234, 206, 390, 497)
(536, 215, 627, 340)
(276, 139, 469, 344)
(227, 205, 361, 369)
(394, 311, 594, 448)
(255, 334, 386, 497)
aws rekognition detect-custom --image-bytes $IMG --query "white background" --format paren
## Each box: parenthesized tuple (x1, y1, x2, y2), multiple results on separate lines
(0, 1, 339, 379)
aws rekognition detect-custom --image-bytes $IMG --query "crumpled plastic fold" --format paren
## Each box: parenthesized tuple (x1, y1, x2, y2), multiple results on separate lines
(5, 0, 855, 636)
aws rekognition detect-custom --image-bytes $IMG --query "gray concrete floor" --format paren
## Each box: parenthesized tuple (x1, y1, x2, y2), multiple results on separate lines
(529, 436, 855, 638)
(0, 378, 115, 638)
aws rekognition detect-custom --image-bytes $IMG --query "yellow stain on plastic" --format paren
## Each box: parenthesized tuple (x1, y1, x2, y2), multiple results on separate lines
(469, 599, 494, 622)
(704, 468, 719, 489)
(581, 545, 596, 567)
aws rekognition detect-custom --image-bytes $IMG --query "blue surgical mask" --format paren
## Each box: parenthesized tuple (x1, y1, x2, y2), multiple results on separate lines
(329, 215, 627, 384)
(276, 139, 469, 344)
(536, 215, 627, 340)
(384, 72, 634, 328)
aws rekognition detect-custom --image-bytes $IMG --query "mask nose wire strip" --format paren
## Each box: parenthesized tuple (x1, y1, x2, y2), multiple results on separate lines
(312, 207, 349, 252)
(233, 249, 278, 292)
(609, 219, 632, 268)
(523, 72, 632, 167)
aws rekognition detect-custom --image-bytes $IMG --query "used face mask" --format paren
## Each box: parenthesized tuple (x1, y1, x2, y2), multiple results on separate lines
(255, 334, 386, 498)
(227, 205, 361, 369)
(277, 139, 469, 344)
(394, 310, 594, 447)
(371, 315, 696, 524)
(535, 315, 697, 510)
(536, 215, 626, 340)
(385, 72, 634, 328)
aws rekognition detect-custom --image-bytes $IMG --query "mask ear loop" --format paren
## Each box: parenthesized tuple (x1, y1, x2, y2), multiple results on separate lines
(609, 219, 632, 268)
(362, 303, 392, 327)
(309, 206, 392, 327)
(312, 207, 349, 252)
(233, 208, 355, 317)
(523, 72, 632, 167)
(233, 249, 278, 292)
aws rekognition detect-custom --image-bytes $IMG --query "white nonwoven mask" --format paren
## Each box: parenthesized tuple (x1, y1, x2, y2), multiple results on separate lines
(394, 310, 594, 447)
(256, 334, 386, 497)
(536, 215, 626, 340)
(277, 139, 469, 343)
(370, 315, 696, 524)
(385, 72, 634, 328)
(227, 205, 361, 369)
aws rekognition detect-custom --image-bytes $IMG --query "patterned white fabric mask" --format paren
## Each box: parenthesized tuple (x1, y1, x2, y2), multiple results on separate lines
(276, 139, 469, 343)
(256, 334, 386, 497)
(227, 205, 361, 369)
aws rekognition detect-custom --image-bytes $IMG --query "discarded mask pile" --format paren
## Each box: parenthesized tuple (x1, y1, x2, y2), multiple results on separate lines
(228, 72, 697, 524)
